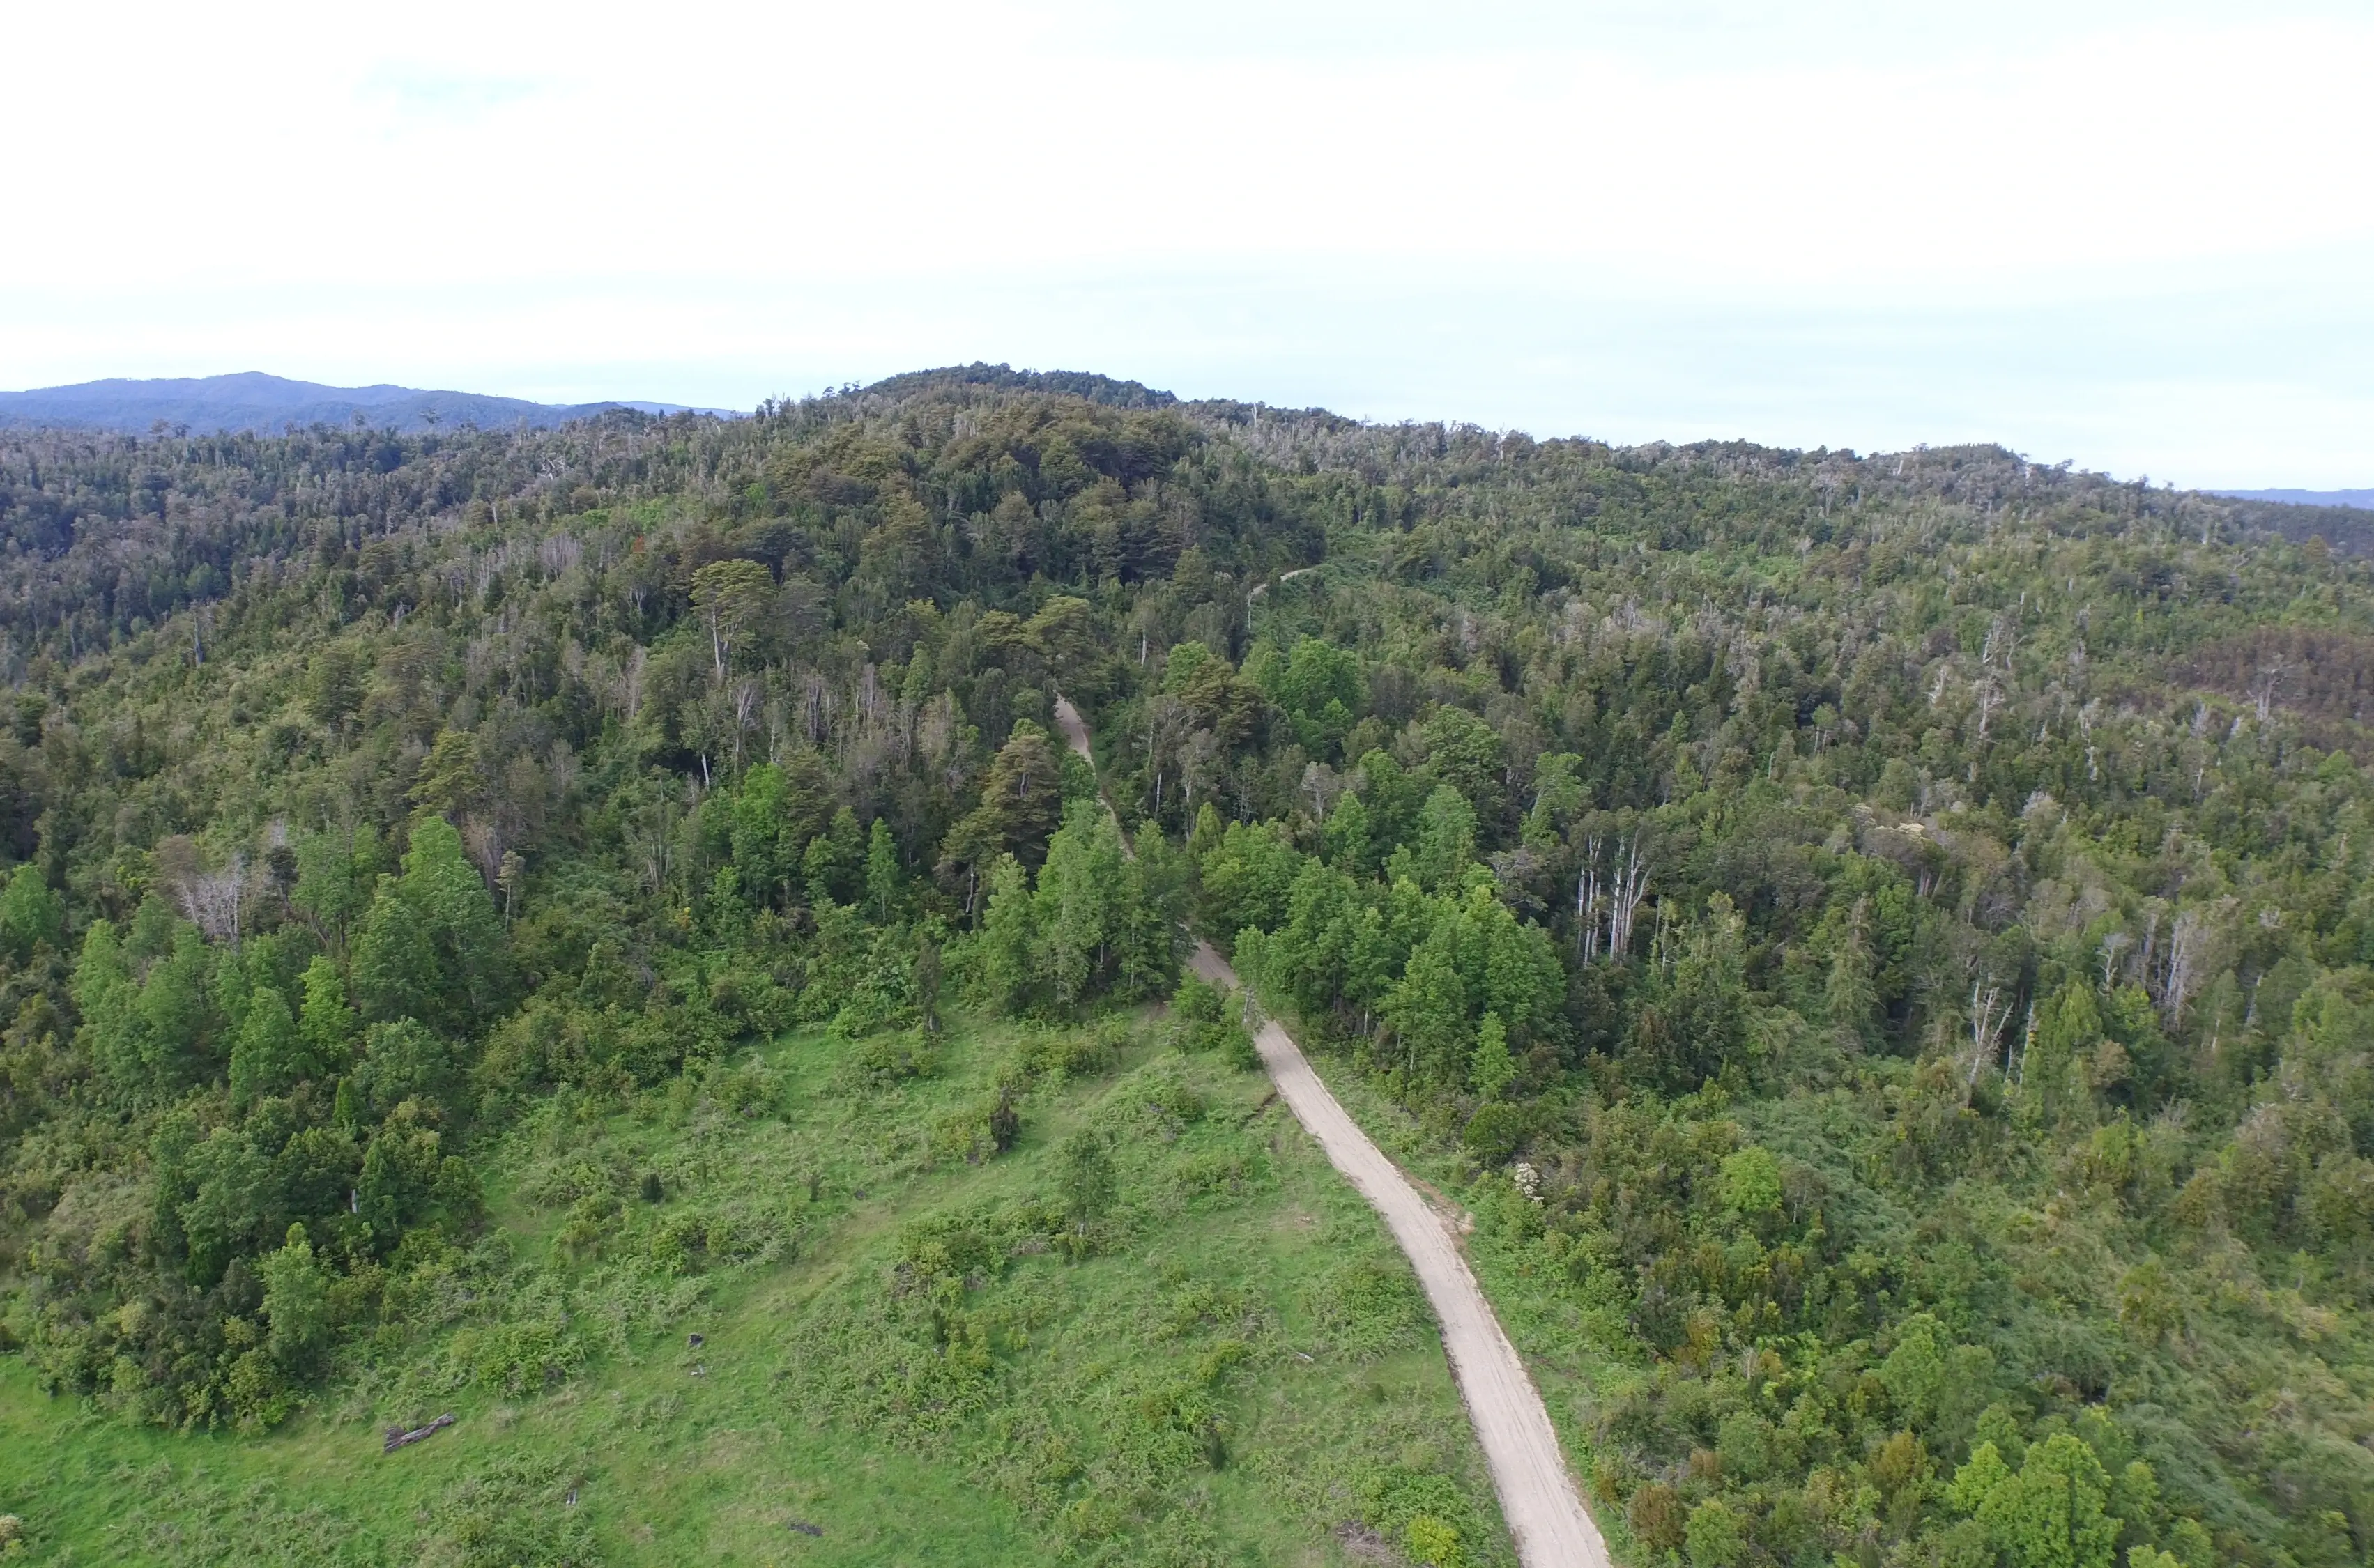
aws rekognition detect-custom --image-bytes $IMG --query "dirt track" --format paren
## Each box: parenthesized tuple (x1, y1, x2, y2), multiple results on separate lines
(1050, 695, 1611, 1568)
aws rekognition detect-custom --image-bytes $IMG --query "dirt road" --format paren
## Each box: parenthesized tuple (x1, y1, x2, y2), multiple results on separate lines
(1050, 695, 1611, 1568)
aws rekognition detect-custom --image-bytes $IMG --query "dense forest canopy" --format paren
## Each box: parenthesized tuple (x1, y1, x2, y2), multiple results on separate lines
(2, 364, 2372, 1568)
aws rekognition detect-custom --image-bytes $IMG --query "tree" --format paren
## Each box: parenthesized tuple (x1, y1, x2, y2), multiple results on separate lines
(351, 815, 512, 1035)
(1684, 1497, 1746, 1567)
(291, 825, 378, 953)
(408, 727, 484, 819)
(939, 721, 1068, 896)
(138, 922, 217, 1087)
(914, 937, 943, 1033)
(689, 558, 776, 679)
(1117, 822, 1186, 999)
(2028, 980, 2103, 1121)
(975, 856, 1038, 1012)
(1628, 894, 1749, 1092)
(1954, 1434, 2121, 1568)
(1471, 1011, 1516, 1099)
(865, 817, 902, 923)
(1720, 1146, 1784, 1220)
(73, 919, 147, 1091)
(1417, 707, 1506, 823)
(1323, 790, 1374, 874)
(1408, 785, 1478, 892)
(1058, 1129, 1117, 1227)
(1037, 802, 1126, 1006)
(229, 985, 304, 1105)
(0, 863, 63, 958)
(1823, 897, 1880, 1043)
(260, 1223, 330, 1370)
(178, 1125, 272, 1285)
(1197, 820, 1303, 942)
(1385, 925, 1471, 1086)
(299, 955, 355, 1068)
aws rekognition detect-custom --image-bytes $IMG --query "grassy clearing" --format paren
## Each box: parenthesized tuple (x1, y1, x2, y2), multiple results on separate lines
(3, 1008, 1509, 1567)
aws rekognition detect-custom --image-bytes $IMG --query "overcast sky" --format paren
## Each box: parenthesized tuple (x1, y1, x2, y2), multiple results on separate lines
(6, 0, 2370, 487)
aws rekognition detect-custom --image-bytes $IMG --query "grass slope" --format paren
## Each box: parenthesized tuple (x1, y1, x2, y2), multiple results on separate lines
(2, 1008, 1510, 1567)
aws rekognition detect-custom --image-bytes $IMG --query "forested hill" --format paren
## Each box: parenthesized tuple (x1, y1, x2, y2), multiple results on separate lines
(3, 368, 2373, 1568)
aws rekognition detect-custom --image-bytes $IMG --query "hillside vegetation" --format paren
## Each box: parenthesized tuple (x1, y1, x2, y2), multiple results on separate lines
(2, 365, 2371, 1568)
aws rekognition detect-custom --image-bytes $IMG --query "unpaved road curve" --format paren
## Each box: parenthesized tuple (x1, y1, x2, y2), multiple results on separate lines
(1050, 695, 1611, 1568)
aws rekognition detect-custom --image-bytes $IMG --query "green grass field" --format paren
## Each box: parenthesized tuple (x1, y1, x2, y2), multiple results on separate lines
(2, 1009, 1510, 1567)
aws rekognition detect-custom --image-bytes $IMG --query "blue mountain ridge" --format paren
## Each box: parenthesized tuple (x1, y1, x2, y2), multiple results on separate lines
(2211, 488, 2374, 512)
(0, 371, 740, 435)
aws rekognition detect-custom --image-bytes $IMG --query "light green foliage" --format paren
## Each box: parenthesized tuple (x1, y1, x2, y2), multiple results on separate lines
(0, 863, 62, 957)
(1253, 635, 1363, 760)
(1963, 1433, 2123, 1568)
(865, 816, 901, 921)
(352, 817, 512, 1036)
(300, 954, 355, 1064)
(1404, 1512, 1464, 1567)
(1469, 1011, 1515, 1100)
(259, 1224, 330, 1371)
(1057, 1128, 1118, 1225)
(1877, 1312, 1947, 1427)
(1718, 1144, 1784, 1217)
(1685, 1496, 1747, 1567)
(2028, 980, 2104, 1121)
(1384, 923, 1472, 1085)
(1038, 801, 1127, 1004)
(974, 854, 1038, 1013)
(291, 825, 381, 950)
(229, 985, 304, 1105)
(1409, 784, 1479, 892)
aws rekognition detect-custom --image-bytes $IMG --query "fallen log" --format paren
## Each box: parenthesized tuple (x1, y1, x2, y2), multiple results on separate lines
(383, 1413, 457, 1454)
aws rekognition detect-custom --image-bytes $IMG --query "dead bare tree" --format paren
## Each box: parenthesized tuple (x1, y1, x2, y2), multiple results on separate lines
(2154, 905, 2221, 1025)
(1974, 675, 2004, 739)
(178, 853, 250, 948)
(2249, 656, 2290, 722)
(1575, 833, 1603, 963)
(1301, 762, 1347, 823)
(1142, 694, 1195, 815)
(1966, 980, 2009, 1093)
(1605, 836, 1649, 960)
(2099, 930, 2133, 990)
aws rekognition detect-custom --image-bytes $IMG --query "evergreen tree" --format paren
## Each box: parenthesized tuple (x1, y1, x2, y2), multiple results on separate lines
(1471, 1011, 1516, 1100)
(0, 863, 63, 958)
(351, 816, 512, 1035)
(259, 1223, 330, 1371)
(229, 985, 303, 1105)
(865, 817, 901, 923)
(1384, 925, 1471, 1086)
(299, 954, 355, 1068)
(976, 855, 1038, 1013)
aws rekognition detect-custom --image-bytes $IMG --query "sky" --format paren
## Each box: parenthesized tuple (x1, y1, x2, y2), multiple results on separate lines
(5, 0, 2371, 488)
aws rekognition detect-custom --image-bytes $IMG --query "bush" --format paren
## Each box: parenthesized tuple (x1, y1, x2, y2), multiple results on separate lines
(415, 1453, 596, 1568)
(1013, 1026, 1118, 1083)
(851, 1029, 936, 1086)
(1462, 1101, 1527, 1165)
(1172, 975, 1225, 1023)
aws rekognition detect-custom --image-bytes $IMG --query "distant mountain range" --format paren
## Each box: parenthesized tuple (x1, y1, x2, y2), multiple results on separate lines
(2212, 488, 2374, 511)
(0, 372, 740, 435)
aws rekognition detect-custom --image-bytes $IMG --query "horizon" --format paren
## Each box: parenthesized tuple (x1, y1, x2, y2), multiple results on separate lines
(4, 1, 2368, 491)
(2, 367, 2366, 500)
